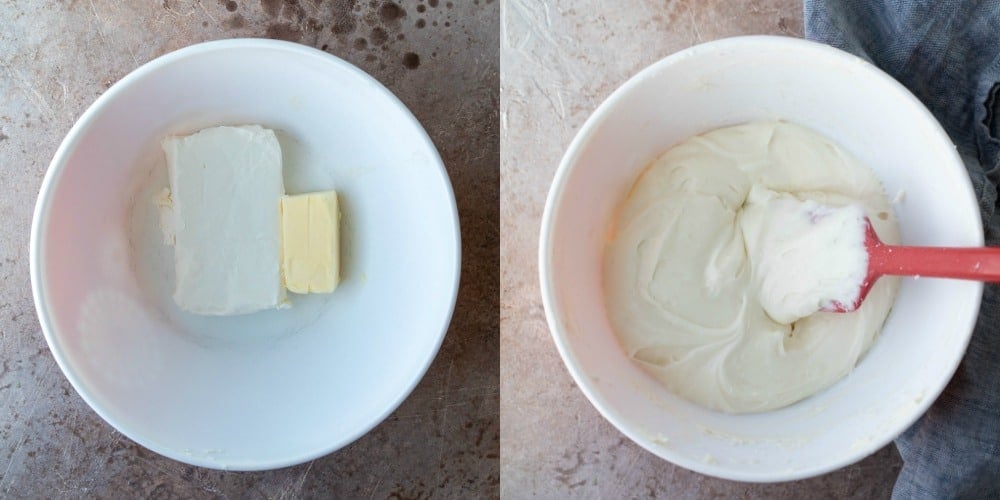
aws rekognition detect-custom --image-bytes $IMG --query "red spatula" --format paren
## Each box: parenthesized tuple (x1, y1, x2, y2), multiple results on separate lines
(823, 217, 999, 313)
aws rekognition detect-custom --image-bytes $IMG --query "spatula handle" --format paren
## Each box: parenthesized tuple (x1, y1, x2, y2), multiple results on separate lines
(871, 244, 1000, 281)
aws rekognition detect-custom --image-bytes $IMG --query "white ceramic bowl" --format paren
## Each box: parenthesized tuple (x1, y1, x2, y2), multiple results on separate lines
(540, 36, 982, 482)
(31, 39, 460, 470)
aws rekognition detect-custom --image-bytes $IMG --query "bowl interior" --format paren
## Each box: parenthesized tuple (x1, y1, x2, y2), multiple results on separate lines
(33, 40, 459, 470)
(542, 36, 982, 481)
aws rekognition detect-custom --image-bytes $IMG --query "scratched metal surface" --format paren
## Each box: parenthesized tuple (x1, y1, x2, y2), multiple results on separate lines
(0, 0, 498, 497)
(500, 0, 904, 497)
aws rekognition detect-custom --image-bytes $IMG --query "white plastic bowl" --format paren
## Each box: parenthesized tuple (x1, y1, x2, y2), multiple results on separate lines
(540, 36, 982, 482)
(31, 39, 460, 470)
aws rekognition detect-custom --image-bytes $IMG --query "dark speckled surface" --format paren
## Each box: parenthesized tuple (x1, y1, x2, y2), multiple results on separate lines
(0, 0, 498, 497)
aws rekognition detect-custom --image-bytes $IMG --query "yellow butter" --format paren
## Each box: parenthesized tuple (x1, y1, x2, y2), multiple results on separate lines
(280, 191, 340, 293)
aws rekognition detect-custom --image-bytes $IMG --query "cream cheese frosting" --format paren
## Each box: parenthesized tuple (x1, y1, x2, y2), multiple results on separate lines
(603, 121, 899, 413)
(741, 188, 870, 323)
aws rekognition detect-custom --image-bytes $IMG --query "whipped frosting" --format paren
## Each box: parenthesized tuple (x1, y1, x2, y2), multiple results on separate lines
(741, 188, 870, 324)
(604, 121, 899, 413)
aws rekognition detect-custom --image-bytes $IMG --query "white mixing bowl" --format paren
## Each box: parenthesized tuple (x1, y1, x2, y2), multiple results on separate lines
(539, 36, 982, 481)
(31, 39, 460, 470)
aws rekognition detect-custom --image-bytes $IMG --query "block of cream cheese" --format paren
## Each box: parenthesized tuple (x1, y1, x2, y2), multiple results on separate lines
(281, 191, 340, 294)
(159, 125, 287, 315)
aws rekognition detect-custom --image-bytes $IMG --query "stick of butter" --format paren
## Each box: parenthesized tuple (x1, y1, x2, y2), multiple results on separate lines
(281, 191, 341, 294)
(160, 125, 287, 315)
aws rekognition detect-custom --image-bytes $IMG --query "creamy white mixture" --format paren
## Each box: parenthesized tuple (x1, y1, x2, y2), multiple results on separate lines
(604, 121, 898, 413)
(742, 188, 870, 323)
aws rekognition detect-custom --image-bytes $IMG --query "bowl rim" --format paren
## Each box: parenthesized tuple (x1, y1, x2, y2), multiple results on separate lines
(29, 38, 462, 471)
(538, 35, 983, 482)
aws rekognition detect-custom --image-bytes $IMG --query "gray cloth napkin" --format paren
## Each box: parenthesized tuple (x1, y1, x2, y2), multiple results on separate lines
(805, 1, 1000, 498)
